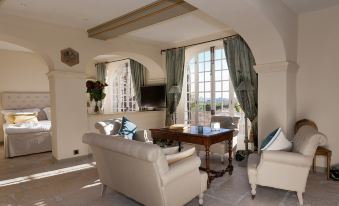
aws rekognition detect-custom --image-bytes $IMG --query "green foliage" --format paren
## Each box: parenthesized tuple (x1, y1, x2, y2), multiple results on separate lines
(86, 80, 108, 102)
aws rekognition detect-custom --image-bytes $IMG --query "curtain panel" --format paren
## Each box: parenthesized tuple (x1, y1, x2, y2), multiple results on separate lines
(130, 59, 146, 108)
(223, 35, 258, 149)
(96, 63, 107, 83)
(165, 47, 185, 126)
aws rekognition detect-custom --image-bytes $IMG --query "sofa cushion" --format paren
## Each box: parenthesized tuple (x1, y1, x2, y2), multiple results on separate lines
(260, 128, 279, 150)
(118, 117, 137, 140)
(261, 128, 292, 151)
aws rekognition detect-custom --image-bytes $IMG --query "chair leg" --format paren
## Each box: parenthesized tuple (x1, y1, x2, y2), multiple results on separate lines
(297, 192, 303, 205)
(251, 184, 256, 199)
(101, 184, 107, 197)
(199, 193, 204, 206)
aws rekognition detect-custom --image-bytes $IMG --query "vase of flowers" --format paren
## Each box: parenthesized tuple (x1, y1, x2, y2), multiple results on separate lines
(86, 80, 108, 113)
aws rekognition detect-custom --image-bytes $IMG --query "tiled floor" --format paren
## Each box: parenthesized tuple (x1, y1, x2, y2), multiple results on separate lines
(0, 145, 338, 206)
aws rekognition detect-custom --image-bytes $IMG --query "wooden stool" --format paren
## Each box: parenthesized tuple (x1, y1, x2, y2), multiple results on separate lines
(312, 146, 332, 180)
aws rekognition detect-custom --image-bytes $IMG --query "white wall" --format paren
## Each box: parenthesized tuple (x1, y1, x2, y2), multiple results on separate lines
(297, 5, 339, 166)
(0, 50, 49, 141)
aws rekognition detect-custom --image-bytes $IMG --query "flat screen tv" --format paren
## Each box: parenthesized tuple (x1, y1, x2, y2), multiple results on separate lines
(141, 85, 166, 109)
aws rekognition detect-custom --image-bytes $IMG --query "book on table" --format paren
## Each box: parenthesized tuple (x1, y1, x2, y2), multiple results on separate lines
(169, 124, 190, 130)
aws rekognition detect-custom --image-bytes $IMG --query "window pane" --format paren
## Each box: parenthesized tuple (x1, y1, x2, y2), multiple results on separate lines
(189, 57, 195, 64)
(198, 52, 204, 62)
(222, 70, 229, 80)
(215, 92, 222, 111)
(221, 49, 226, 59)
(216, 81, 222, 91)
(189, 64, 195, 74)
(215, 60, 222, 70)
(199, 63, 204, 72)
(190, 84, 195, 92)
(199, 83, 204, 91)
(222, 81, 229, 91)
(205, 92, 211, 100)
(204, 51, 211, 61)
(222, 59, 228, 69)
(205, 82, 211, 91)
(205, 72, 210, 81)
(223, 92, 230, 109)
(199, 73, 204, 82)
(215, 71, 222, 81)
(205, 62, 211, 71)
(189, 73, 195, 83)
(215, 49, 222, 60)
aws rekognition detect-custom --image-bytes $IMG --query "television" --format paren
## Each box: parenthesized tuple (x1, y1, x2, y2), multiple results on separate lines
(141, 85, 166, 109)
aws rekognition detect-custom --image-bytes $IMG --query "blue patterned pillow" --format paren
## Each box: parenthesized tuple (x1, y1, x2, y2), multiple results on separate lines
(118, 117, 137, 140)
(260, 128, 279, 150)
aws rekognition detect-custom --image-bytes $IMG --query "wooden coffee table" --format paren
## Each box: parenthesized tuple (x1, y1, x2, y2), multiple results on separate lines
(150, 126, 234, 185)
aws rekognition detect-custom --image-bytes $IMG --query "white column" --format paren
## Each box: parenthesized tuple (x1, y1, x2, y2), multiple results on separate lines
(254, 61, 298, 147)
(48, 70, 88, 160)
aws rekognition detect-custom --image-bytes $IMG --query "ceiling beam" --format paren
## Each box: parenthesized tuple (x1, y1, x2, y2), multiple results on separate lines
(87, 0, 197, 40)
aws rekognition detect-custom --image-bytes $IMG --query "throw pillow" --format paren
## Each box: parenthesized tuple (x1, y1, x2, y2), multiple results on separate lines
(43, 107, 51, 121)
(13, 114, 38, 124)
(118, 117, 137, 140)
(261, 128, 292, 151)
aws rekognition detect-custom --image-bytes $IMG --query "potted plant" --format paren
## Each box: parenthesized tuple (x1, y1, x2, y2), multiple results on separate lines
(86, 80, 108, 113)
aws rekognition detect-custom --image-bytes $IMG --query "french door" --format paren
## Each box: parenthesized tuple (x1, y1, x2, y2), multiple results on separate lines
(185, 46, 236, 126)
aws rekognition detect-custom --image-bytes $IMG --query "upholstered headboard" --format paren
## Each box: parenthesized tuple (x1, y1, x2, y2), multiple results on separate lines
(1, 92, 50, 110)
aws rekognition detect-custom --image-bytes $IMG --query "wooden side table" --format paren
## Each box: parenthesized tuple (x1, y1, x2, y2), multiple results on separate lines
(312, 146, 332, 180)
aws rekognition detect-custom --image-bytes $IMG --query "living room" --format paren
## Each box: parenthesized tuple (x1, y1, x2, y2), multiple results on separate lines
(0, 0, 338, 205)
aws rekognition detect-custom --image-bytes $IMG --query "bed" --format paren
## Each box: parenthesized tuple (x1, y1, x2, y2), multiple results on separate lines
(1, 92, 52, 158)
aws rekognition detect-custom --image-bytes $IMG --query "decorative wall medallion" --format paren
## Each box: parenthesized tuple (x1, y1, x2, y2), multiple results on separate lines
(61, 47, 79, 67)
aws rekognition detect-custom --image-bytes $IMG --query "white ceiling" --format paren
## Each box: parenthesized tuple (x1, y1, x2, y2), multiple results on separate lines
(0, 41, 32, 52)
(123, 10, 229, 44)
(282, 0, 339, 13)
(0, 0, 156, 29)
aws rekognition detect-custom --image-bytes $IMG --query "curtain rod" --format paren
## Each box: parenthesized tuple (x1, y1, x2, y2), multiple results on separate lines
(95, 58, 130, 65)
(160, 34, 239, 54)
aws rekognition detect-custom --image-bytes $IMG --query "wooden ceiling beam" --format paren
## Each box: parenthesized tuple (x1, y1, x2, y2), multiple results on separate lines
(87, 0, 197, 40)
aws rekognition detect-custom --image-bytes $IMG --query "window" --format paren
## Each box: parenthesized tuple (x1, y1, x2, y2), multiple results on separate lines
(185, 46, 237, 126)
(105, 60, 138, 112)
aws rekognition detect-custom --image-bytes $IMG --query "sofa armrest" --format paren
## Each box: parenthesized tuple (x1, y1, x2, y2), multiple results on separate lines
(261, 150, 313, 167)
(161, 156, 201, 186)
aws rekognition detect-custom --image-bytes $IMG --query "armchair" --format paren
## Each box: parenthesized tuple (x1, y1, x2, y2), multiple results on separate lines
(247, 125, 327, 205)
(83, 133, 208, 206)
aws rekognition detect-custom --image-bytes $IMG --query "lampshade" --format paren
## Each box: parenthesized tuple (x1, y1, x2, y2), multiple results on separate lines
(169, 85, 181, 94)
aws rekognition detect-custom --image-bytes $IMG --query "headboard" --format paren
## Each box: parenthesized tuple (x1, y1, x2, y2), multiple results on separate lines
(1, 92, 50, 110)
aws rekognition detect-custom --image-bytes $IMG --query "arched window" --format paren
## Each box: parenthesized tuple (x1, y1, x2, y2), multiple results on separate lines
(105, 60, 138, 112)
(185, 46, 238, 125)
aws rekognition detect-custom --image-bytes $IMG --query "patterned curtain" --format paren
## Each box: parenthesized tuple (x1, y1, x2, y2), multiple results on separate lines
(223, 35, 258, 149)
(165, 47, 185, 126)
(130, 59, 146, 108)
(96, 63, 107, 83)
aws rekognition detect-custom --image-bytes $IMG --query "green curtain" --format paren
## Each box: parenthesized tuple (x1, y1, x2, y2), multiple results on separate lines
(223, 35, 258, 149)
(130, 59, 146, 108)
(96, 63, 107, 83)
(165, 47, 185, 126)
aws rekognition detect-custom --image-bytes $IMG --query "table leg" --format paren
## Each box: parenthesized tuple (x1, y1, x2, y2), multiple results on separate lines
(205, 144, 211, 185)
(178, 141, 182, 152)
(327, 152, 332, 180)
(227, 138, 233, 175)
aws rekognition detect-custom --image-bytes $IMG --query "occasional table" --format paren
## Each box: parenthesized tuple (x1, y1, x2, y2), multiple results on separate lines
(313, 146, 332, 180)
(150, 126, 234, 185)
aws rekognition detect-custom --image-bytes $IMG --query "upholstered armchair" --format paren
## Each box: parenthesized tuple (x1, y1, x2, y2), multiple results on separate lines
(95, 119, 196, 164)
(83, 133, 208, 206)
(196, 116, 239, 163)
(247, 125, 327, 205)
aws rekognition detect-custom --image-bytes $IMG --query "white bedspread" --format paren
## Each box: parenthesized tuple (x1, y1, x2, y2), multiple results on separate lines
(3, 120, 51, 135)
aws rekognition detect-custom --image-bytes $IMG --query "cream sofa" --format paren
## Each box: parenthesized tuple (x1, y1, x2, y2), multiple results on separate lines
(83, 133, 208, 206)
(196, 116, 239, 163)
(95, 118, 196, 164)
(247, 125, 327, 205)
